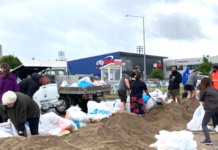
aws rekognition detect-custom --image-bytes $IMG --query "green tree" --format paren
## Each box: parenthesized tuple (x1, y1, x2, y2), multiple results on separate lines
(150, 68, 164, 80)
(198, 56, 212, 76)
(0, 55, 22, 69)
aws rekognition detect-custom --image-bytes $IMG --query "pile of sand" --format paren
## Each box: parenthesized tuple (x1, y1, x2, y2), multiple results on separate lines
(65, 99, 199, 150)
(0, 135, 81, 150)
(0, 99, 199, 150)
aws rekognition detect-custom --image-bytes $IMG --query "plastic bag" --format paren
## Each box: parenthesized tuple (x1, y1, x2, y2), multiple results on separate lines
(71, 83, 79, 87)
(125, 103, 130, 112)
(61, 80, 68, 87)
(196, 90, 200, 100)
(187, 105, 213, 131)
(143, 93, 150, 102)
(65, 106, 89, 123)
(146, 98, 157, 110)
(0, 122, 18, 137)
(150, 130, 197, 150)
(78, 81, 92, 87)
(87, 101, 111, 120)
(26, 112, 78, 137)
(78, 77, 93, 85)
(104, 100, 121, 114)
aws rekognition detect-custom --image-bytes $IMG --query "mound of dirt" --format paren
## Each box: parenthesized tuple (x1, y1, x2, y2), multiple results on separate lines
(66, 99, 199, 150)
(144, 99, 199, 131)
(0, 135, 81, 150)
(0, 99, 199, 150)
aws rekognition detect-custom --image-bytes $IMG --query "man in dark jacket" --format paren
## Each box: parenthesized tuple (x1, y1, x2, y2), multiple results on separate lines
(168, 66, 182, 104)
(19, 73, 52, 98)
(0, 91, 40, 136)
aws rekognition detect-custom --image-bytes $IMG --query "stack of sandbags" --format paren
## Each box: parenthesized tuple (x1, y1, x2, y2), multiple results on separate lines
(65, 105, 90, 127)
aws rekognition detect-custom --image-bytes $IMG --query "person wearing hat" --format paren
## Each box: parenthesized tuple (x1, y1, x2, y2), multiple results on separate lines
(130, 66, 140, 83)
(182, 69, 199, 99)
(0, 91, 40, 136)
(212, 65, 218, 90)
(19, 73, 52, 98)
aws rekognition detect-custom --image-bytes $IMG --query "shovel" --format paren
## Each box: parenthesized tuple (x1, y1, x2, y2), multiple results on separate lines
(186, 96, 196, 110)
(151, 97, 163, 105)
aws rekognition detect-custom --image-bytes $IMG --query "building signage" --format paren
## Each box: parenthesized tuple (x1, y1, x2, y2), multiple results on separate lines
(96, 55, 122, 69)
(175, 59, 202, 64)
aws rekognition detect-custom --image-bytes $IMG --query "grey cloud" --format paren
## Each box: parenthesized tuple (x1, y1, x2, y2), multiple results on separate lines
(148, 12, 210, 41)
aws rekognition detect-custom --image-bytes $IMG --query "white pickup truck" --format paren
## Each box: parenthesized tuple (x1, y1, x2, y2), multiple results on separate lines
(11, 65, 111, 114)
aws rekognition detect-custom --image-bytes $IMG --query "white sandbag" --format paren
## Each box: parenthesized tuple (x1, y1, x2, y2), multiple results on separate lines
(71, 83, 79, 87)
(25, 112, 78, 137)
(150, 130, 197, 150)
(125, 102, 130, 112)
(61, 80, 68, 87)
(0, 122, 18, 138)
(187, 105, 213, 131)
(196, 90, 200, 100)
(0, 130, 13, 138)
(88, 101, 111, 120)
(215, 125, 218, 133)
(162, 93, 172, 104)
(146, 98, 157, 110)
(66, 106, 89, 123)
(126, 96, 130, 103)
(78, 77, 93, 85)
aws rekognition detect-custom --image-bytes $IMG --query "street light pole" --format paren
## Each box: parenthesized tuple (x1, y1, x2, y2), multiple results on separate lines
(126, 15, 146, 81)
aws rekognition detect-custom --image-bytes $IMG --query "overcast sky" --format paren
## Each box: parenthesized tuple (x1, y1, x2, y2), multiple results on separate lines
(0, 0, 218, 61)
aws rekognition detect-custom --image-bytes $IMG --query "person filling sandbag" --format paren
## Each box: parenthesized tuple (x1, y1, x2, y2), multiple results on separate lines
(130, 73, 151, 116)
(198, 78, 218, 146)
(0, 91, 40, 136)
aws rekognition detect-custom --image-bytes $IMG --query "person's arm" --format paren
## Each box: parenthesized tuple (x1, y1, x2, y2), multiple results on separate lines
(18, 101, 28, 136)
(143, 83, 151, 97)
(175, 73, 182, 83)
(194, 75, 197, 87)
(124, 78, 130, 91)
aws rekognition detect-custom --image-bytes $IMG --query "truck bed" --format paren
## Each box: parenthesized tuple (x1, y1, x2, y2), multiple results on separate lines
(58, 85, 111, 94)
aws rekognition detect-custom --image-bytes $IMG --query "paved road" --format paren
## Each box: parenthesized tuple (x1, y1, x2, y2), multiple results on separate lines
(194, 132, 218, 150)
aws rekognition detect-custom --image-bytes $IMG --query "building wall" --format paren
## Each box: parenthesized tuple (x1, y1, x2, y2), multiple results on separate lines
(21, 59, 67, 69)
(67, 51, 167, 78)
(163, 56, 218, 79)
(120, 52, 167, 77)
(67, 52, 120, 76)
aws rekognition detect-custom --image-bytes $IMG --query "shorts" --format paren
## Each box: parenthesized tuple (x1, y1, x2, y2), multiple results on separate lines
(168, 89, 180, 96)
(118, 90, 127, 103)
(184, 84, 195, 91)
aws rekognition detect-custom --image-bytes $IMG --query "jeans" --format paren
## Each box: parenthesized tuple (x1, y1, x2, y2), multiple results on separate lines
(27, 118, 39, 135)
(202, 112, 218, 141)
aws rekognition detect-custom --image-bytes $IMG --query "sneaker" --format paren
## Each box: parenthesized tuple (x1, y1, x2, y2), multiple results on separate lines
(201, 140, 213, 145)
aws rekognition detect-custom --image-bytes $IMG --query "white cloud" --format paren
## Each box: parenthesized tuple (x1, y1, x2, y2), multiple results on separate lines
(0, 0, 217, 61)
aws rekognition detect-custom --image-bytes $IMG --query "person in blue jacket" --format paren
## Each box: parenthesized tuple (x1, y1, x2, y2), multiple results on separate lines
(182, 66, 190, 85)
(182, 66, 190, 98)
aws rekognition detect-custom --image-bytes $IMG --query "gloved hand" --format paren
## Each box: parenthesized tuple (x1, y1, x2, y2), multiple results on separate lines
(18, 131, 24, 136)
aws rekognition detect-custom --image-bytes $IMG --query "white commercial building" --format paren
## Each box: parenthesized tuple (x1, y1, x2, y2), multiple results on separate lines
(163, 56, 218, 79)
(21, 59, 67, 69)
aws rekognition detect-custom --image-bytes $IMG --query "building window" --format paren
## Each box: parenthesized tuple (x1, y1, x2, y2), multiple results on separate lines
(187, 65, 198, 70)
(166, 65, 183, 71)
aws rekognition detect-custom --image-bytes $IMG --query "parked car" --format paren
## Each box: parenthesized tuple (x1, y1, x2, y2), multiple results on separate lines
(196, 75, 209, 87)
